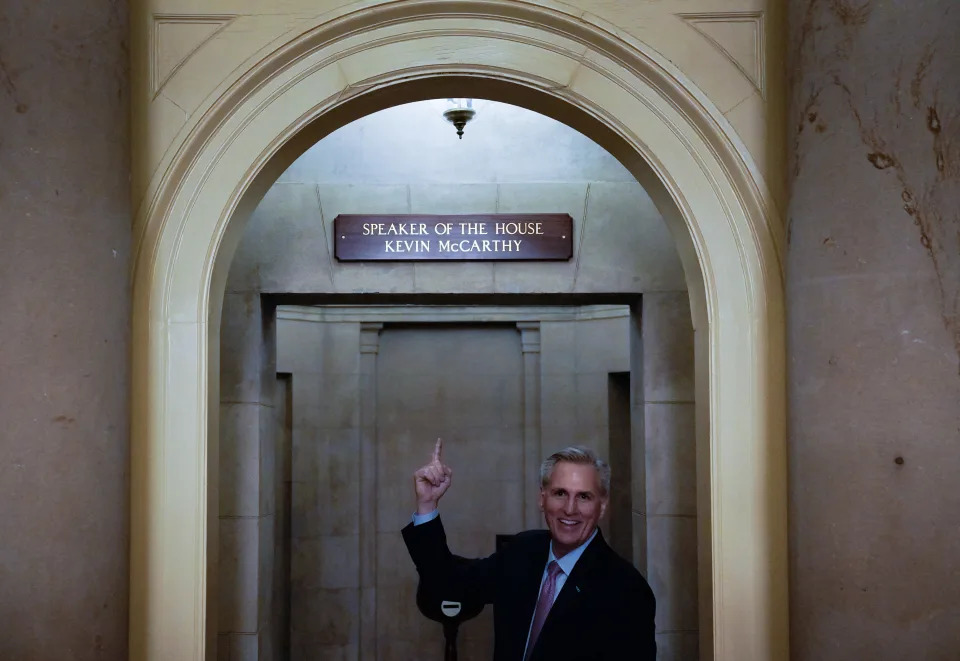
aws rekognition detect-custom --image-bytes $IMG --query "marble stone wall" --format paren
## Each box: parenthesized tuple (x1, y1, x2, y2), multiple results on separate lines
(0, 2, 130, 659)
(788, 1, 960, 658)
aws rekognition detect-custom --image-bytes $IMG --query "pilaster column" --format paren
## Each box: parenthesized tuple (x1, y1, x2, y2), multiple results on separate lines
(218, 293, 275, 658)
(517, 322, 542, 529)
(358, 322, 383, 659)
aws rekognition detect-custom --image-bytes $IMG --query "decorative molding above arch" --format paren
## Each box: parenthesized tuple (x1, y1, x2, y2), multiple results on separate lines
(678, 11, 766, 97)
(151, 13, 236, 97)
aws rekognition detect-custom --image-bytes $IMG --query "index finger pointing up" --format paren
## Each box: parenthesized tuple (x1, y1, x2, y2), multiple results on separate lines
(433, 437, 443, 464)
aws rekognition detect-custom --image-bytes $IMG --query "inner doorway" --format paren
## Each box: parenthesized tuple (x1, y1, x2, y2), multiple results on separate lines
(270, 303, 690, 661)
(220, 297, 698, 660)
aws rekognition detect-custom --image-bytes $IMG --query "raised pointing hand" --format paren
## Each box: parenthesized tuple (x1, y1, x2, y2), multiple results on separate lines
(413, 438, 453, 514)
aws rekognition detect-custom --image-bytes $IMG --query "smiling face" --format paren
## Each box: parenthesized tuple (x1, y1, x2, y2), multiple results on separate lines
(539, 461, 608, 558)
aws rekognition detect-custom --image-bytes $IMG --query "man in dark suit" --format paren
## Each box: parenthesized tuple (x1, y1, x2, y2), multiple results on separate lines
(403, 440, 656, 660)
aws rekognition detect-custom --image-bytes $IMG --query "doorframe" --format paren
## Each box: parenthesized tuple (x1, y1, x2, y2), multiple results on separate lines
(129, 3, 787, 659)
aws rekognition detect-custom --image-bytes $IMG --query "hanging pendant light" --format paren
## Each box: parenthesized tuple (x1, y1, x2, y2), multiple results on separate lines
(442, 98, 476, 139)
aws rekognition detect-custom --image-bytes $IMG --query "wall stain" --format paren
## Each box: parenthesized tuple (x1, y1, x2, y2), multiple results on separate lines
(867, 152, 895, 170)
(838, 78, 960, 368)
(829, 0, 872, 26)
(0, 53, 26, 111)
(790, 0, 960, 370)
(911, 46, 935, 108)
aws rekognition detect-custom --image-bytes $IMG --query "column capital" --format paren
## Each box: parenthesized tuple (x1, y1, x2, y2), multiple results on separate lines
(359, 323, 384, 354)
(516, 321, 541, 354)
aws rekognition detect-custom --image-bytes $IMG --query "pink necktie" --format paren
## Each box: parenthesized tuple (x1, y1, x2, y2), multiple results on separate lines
(524, 560, 564, 661)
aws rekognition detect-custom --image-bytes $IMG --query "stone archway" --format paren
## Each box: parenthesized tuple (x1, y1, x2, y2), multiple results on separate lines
(129, 3, 787, 660)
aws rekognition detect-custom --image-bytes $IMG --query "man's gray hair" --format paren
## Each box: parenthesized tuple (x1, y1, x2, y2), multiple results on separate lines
(539, 446, 611, 496)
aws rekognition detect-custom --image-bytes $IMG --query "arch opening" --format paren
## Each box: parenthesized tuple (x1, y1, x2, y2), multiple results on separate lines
(217, 93, 698, 659)
(130, 7, 787, 661)
(217, 75, 706, 324)
(208, 77, 712, 657)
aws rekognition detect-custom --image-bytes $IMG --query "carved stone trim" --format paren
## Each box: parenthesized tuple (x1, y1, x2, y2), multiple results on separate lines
(516, 321, 542, 354)
(130, 4, 788, 660)
(279, 305, 630, 325)
(678, 11, 765, 97)
(517, 322, 542, 528)
(151, 14, 236, 97)
(359, 322, 384, 354)
(357, 321, 382, 659)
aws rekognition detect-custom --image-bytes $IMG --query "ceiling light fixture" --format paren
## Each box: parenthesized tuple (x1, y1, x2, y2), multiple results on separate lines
(443, 98, 476, 139)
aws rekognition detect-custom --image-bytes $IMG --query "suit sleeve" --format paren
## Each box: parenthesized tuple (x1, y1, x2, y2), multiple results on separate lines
(604, 571, 657, 660)
(401, 515, 498, 609)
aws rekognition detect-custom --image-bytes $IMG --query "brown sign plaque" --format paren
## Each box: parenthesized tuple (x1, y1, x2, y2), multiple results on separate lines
(333, 214, 573, 261)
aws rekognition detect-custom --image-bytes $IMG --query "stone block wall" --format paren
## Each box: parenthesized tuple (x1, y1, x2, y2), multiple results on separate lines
(218, 293, 280, 659)
(223, 304, 700, 660)
(640, 293, 698, 659)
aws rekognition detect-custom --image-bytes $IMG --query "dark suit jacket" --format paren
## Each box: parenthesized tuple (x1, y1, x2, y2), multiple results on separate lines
(402, 516, 656, 660)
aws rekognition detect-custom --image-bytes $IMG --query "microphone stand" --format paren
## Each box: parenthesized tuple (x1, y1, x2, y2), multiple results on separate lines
(443, 620, 460, 661)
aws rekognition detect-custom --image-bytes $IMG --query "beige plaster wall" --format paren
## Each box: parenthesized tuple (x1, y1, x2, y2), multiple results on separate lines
(0, 2, 131, 660)
(787, 1, 960, 658)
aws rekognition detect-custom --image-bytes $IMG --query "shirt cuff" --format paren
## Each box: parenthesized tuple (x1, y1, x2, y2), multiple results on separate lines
(411, 509, 439, 526)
